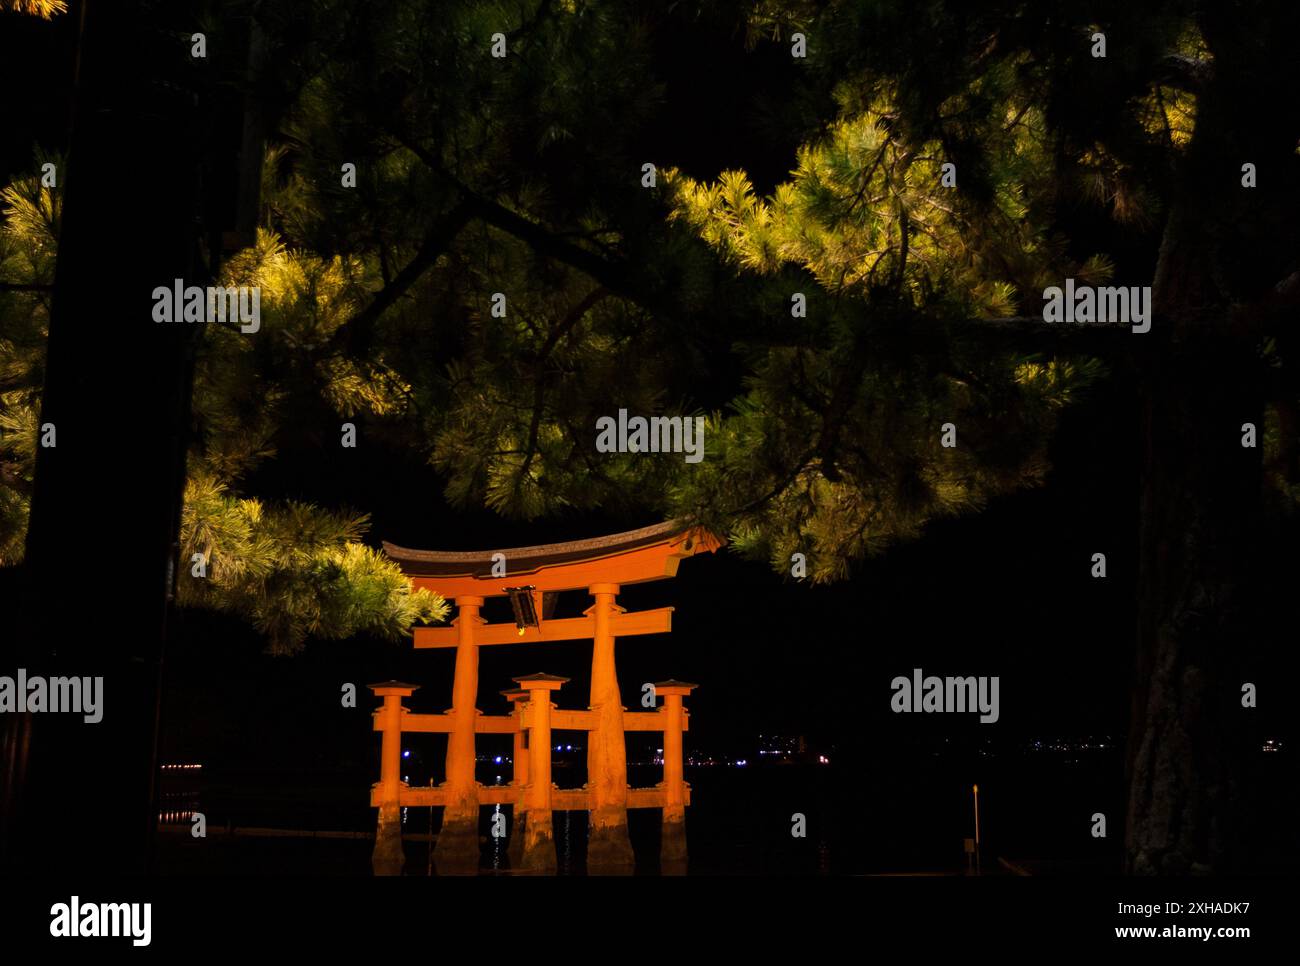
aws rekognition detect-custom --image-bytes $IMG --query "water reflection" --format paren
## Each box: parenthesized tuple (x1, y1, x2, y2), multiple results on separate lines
(489, 803, 505, 871)
(157, 763, 203, 827)
(560, 810, 574, 874)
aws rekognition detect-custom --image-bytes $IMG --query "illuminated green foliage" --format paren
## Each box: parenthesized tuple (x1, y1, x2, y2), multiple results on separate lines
(5, 0, 1296, 616)
(0, 172, 444, 652)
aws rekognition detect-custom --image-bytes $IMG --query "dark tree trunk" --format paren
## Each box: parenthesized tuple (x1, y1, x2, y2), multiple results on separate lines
(1127, 328, 1261, 873)
(1124, 3, 1298, 873)
(0, 0, 205, 873)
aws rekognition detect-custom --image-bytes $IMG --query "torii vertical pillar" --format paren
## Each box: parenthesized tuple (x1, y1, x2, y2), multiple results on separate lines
(370, 682, 418, 876)
(435, 595, 484, 874)
(655, 680, 696, 868)
(517, 674, 567, 873)
(501, 687, 529, 868)
(585, 582, 634, 872)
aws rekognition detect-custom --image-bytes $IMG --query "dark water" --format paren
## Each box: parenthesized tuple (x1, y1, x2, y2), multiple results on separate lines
(158, 739, 1299, 875)
(155, 749, 1217, 875)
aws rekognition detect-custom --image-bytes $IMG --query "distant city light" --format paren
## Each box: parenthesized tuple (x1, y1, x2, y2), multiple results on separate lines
(402, 750, 411, 758)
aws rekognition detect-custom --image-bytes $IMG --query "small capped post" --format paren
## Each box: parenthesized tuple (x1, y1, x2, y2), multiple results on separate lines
(654, 680, 697, 866)
(513, 673, 569, 872)
(369, 681, 419, 876)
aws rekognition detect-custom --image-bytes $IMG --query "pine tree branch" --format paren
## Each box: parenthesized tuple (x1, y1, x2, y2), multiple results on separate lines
(382, 132, 1184, 360)
(391, 130, 675, 311)
(1156, 54, 1213, 94)
(516, 286, 611, 487)
(461, 191, 656, 307)
(0, 461, 33, 495)
(731, 448, 818, 517)
(325, 197, 476, 357)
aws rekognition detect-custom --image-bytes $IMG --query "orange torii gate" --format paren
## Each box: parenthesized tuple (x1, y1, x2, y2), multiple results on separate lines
(370, 521, 722, 874)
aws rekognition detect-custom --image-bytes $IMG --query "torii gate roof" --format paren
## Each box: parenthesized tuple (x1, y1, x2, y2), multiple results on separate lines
(382, 520, 723, 598)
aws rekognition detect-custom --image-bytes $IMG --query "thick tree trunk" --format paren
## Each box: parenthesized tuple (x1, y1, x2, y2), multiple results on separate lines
(1123, 2, 1297, 875)
(0, 0, 204, 873)
(1127, 330, 1260, 873)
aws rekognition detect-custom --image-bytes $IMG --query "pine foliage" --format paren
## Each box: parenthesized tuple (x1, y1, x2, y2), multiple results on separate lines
(1, 0, 67, 18)
(6, 0, 1297, 614)
(0, 166, 446, 652)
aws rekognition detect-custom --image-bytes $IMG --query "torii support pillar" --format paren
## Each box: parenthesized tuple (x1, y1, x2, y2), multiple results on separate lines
(435, 595, 484, 875)
(501, 687, 530, 868)
(655, 680, 696, 869)
(586, 582, 634, 873)
(517, 674, 568, 873)
(370, 682, 418, 876)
